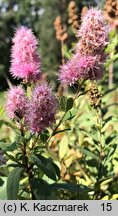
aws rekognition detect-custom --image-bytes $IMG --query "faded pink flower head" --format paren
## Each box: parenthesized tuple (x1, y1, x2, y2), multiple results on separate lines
(59, 54, 104, 85)
(59, 54, 82, 85)
(25, 83, 58, 133)
(76, 55, 104, 80)
(10, 26, 41, 81)
(59, 8, 109, 85)
(6, 86, 27, 119)
(77, 8, 109, 55)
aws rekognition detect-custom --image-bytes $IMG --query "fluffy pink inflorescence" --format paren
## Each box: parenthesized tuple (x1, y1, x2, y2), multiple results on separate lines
(77, 8, 109, 55)
(77, 55, 104, 80)
(10, 26, 41, 81)
(59, 54, 104, 84)
(59, 54, 82, 85)
(25, 84, 58, 133)
(59, 8, 109, 85)
(6, 86, 27, 119)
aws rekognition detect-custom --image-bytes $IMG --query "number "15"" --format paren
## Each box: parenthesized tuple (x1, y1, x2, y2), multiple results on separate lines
(101, 203, 112, 211)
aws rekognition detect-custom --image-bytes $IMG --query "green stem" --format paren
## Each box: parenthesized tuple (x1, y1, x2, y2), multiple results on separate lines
(45, 112, 67, 149)
(93, 107, 104, 200)
(47, 80, 85, 148)
(61, 40, 65, 65)
(20, 123, 35, 200)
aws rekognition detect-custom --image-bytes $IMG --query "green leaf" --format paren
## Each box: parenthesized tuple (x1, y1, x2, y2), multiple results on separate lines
(78, 146, 99, 160)
(62, 109, 78, 122)
(7, 167, 23, 200)
(0, 136, 20, 154)
(102, 117, 115, 133)
(60, 96, 67, 111)
(0, 177, 7, 200)
(105, 53, 118, 67)
(31, 178, 52, 199)
(30, 154, 60, 181)
(0, 106, 4, 116)
(52, 183, 92, 192)
(60, 97, 74, 112)
(0, 120, 18, 131)
(53, 128, 71, 136)
(66, 97, 73, 111)
(79, 128, 99, 150)
(59, 136, 68, 160)
(104, 145, 117, 165)
(96, 176, 113, 186)
(0, 178, 4, 186)
(0, 142, 6, 150)
(103, 87, 117, 97)
(53, 163, 60, 179)
(105, 135, 116, 145)
(0, 141, 19, 152)
(102, 116, 113, 127)
(5, 152, 21, 164)
(104, 137, 118, 150)
(7, 141, 18, 151)
(7, 163, 22, 168)
(0, 120, 4, 128)
(40, 129, 50, 143)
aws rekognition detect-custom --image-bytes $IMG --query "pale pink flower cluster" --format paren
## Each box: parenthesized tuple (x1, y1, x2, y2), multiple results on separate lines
(59, 54, 81, 85)
(6, 86, 27, 119)
(76, 55, 104, 80)
(77, 8, 109, 55)
(59, 8, 109, 85)
(6, 83, 57, 132)
(25, 84, 58, 133)
(10, 26, 41, 81)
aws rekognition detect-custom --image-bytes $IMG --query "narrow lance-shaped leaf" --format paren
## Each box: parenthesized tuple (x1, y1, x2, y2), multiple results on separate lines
(59, 136, 68, 160)
(7, 167, 23, 200)
(78, 146, 99, 160)
(66, 97, 73, 111)
(51, 183, 92, 192)
(30, 154, 60, 181)
(0, 177, 7, 200)
(62, 109, 78, 122)
(60, 96, 67, 111)
(31, 178, 52, 199)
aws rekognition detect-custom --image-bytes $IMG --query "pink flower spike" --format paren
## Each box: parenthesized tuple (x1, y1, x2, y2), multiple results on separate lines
(59, 54, 82, 85)
(77, 8, 109, 55)
(5, 86, 27, 119)
(59, 54, 104, 85)
(10, 26, 41, 81)
(25, 83, 58, 133)
(59, 8, 109, 85)
(77, 55, 104, 80)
